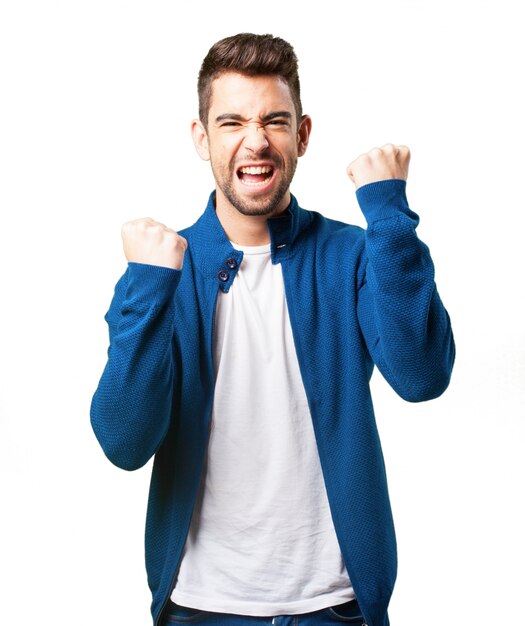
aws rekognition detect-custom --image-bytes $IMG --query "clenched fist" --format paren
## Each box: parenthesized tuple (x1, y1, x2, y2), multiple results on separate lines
(347, 144, 410, 190)
(121, 218, 188, 270)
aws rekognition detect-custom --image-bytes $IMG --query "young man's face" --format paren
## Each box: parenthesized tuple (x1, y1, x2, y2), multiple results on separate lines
(193, 72, 311, 218)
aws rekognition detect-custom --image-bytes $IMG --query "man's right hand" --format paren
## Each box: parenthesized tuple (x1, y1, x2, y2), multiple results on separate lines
(121, 218, 188, 270)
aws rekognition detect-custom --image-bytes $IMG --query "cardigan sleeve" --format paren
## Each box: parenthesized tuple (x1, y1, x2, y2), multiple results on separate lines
(90, 262, 182, 470)
(356, 179, 455, 402)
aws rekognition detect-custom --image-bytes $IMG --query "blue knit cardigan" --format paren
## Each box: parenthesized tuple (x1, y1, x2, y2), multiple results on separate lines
(91, 179, 455, 626)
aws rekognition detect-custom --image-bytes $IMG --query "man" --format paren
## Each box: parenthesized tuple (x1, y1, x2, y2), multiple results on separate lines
(91, 33, 455, 626)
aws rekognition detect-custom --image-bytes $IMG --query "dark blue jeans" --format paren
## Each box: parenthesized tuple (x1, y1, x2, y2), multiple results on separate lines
(161, 599, 367, 626)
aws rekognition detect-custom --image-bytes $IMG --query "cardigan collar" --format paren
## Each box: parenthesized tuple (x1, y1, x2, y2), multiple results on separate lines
(187, 191, 313, 292)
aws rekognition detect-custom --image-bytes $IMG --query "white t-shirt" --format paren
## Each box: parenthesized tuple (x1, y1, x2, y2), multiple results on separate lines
(171, 242, 354, 615)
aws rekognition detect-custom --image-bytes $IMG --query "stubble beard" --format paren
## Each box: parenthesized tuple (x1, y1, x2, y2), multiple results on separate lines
(212, 155, 298, 217)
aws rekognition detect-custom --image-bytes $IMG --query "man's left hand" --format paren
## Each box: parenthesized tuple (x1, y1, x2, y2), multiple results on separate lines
(347, 144, 410, 190)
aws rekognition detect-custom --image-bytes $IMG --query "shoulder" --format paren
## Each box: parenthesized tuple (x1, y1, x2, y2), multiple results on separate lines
(290, 207, 367, 282)
(300, 207, 365, 248)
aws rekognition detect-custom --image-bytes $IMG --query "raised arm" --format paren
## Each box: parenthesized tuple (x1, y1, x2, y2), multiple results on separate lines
(90, 219, 187, 470)
(349, 145, 455, 401)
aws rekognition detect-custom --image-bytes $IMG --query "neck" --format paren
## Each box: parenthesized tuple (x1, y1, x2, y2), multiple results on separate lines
(214, 190, 290, 246)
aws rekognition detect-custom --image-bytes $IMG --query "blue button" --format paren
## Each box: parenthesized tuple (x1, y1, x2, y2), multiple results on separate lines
(225, 257, 237, 270)
(217, 270, 229, 282)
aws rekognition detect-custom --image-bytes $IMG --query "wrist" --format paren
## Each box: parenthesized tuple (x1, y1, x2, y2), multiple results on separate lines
(356, 179, 417, 226)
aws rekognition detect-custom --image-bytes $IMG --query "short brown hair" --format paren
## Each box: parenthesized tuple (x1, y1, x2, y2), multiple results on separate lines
(198, 33, 302, 127)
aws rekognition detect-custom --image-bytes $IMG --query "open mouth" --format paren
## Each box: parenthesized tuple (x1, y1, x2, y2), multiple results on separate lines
(237, 165, 274, 186)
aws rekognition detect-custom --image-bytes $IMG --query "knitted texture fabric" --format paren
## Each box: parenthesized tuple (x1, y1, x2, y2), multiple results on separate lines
(91, 179, 455, 626)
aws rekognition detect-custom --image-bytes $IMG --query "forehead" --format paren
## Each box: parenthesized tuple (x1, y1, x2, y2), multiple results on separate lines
(208, 72, 295, 119)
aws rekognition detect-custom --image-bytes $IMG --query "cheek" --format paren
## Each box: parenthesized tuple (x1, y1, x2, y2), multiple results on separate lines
(211, 140, 240, 168)
(275, 135, 298, 158)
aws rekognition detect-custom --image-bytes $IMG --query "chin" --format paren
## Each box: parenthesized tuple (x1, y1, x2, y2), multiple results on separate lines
(233, 200, 284, 217)
(225, 182, 290, 218)
(230, 196, 284, 216)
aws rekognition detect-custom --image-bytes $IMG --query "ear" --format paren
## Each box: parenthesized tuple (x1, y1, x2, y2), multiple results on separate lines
(191, 119, 210, 161)
(297, 114, 312, 157)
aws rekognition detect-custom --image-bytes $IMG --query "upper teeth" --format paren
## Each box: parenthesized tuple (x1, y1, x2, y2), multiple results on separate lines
(240, 166, 272, 175)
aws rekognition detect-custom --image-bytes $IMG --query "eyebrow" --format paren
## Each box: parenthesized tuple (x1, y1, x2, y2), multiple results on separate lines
(214, 111, 293, 124)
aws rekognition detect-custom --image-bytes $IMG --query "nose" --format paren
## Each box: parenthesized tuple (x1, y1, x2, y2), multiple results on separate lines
(242, 123, 270, 154)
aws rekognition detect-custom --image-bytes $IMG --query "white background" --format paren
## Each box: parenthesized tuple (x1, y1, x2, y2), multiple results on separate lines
(1, 1, 524, 624)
